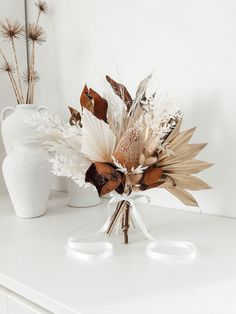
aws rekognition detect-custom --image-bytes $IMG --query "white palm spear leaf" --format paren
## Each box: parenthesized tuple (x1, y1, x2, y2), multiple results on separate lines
(81, 109, 117, 162)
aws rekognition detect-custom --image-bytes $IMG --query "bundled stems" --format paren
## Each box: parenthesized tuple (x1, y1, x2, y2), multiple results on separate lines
(106, 200, 131, 244)
(0, 48, 21, 103)
(11, 38, 24, 103)
(0, 1, 48, 104)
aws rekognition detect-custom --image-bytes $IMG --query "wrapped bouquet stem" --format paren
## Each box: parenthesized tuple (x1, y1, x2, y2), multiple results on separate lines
(107, 198, 131, 243)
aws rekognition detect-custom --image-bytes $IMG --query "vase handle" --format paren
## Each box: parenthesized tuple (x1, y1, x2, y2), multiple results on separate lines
(0, 106, 16, 124)
(37, 106, 48, 113)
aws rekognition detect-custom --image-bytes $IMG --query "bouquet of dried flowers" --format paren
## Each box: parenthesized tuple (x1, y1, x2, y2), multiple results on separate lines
(0, 0, 48, 104)
(29, 74, 213, 243)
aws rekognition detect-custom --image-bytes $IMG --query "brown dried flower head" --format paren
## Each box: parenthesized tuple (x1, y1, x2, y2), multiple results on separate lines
(22, 70, 40, 83)
(0, 19, 23, 40)
(113, 128, 143, 170)
(27, 23, 46, 44)
(35, 0, 48, 14)
(0, 61, 15, 73)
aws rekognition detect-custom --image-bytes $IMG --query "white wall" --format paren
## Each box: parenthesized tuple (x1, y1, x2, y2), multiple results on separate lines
(0, 1, 27, 194)
(27, 0, 236, 217)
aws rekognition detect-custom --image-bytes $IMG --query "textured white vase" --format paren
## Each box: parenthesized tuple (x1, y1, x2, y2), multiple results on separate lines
(66, 179, 101, 208)
(2, 145, 52, 218)
(1, 104, 46, 153)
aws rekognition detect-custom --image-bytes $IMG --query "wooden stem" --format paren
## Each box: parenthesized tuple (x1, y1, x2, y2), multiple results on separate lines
(0, 48, 21, 103)
(107, 201, 125, 235)
(123, 202, 130, 244)
(11, 39, 24, 103)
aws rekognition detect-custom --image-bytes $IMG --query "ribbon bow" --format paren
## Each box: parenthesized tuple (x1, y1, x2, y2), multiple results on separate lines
(67, 194, 196, 261)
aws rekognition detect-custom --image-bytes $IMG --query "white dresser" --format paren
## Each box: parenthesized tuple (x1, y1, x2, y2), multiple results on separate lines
(1, 191, 236, 314)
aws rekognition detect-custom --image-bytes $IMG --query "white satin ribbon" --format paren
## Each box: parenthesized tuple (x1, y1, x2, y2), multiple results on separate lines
(67, 194, 196, 262)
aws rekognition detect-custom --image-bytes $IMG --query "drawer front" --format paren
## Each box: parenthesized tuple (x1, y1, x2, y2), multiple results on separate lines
(8, 293, 51, 314)
(0, 286, 8, 314)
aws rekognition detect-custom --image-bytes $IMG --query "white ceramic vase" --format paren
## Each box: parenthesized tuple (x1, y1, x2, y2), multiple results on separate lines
(66, 179, 101, 208)
(1, 104, 46, 153)
(2, 145, 52, 218)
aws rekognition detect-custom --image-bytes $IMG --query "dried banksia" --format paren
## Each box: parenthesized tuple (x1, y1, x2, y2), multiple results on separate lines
(0, 61, 15, 73)
(26, 23, 46, 45)
(22, 70, 40, 83)
(0, 19, 23, 41)
(35, 0, 48, 14)
(113, 128, 143, 170)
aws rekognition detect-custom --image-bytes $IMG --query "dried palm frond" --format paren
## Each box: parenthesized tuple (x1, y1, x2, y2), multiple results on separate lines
(81, 109, 116, 162)
(0, 19, 23, 40)
(156, 126, 213, 206)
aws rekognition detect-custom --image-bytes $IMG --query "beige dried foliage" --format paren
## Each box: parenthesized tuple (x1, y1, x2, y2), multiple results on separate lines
(157, 125, 213, 207)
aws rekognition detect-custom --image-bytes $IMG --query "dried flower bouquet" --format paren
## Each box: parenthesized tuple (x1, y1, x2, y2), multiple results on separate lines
(30, 74, 213, 243)
(0, 1, 48, 104)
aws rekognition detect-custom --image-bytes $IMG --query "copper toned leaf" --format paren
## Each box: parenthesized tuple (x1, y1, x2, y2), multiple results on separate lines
(85, 162, 124, 196)
(139, 166, 163, 190)
(68, 106, 82, 126)
(80, 84, 93, 113)
(89, 88, 108, 123)
(106, 75, 132, 111)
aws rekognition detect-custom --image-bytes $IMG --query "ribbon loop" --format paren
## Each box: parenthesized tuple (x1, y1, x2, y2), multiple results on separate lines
(67, 194, 197, 262)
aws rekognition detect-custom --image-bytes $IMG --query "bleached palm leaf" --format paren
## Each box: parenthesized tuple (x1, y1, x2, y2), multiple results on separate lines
(164, 117, 183, 143)
(166, 187, 199, 207)
(168, 127, 196, 150)
(161, 159, 213, 174)
(159, 143, 208, 166)
(167, 174, 211, 190)
(81, 109, 117, 162)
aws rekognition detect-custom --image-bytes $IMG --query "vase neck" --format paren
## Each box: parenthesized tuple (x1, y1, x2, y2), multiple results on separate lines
(16, 104, 37, 110)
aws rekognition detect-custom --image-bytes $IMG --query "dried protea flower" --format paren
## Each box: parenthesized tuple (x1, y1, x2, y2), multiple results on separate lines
(113, 128, 143, 170)
(0, 61, 15, 73)
(35, 0, 48, 14)
(22, 70, 40, 83)
(0, 19, 23, 41)
(26, 23, 46, 45)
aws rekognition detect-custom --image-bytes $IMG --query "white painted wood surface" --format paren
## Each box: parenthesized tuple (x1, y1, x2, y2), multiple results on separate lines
(0, 192, 236, 314)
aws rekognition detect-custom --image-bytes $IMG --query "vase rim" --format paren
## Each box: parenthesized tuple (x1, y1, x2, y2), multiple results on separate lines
(16, 104, 37, 109)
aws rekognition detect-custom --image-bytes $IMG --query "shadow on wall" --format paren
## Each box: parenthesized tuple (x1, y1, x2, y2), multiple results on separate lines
(187, 91, 232, 216)
(0, 135, 6, 193)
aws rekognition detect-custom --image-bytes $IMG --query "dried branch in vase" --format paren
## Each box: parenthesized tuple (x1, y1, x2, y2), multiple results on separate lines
(0, 1, 48, 104)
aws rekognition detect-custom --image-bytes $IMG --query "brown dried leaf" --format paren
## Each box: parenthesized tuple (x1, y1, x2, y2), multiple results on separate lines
(89, 88, 108, 122)
(139, 166, 163, 190)
(85, 162, 124, 196)
(106, 75, 132, 111)
(68, 106, 82, 126)
(80, 84, 94, 113)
